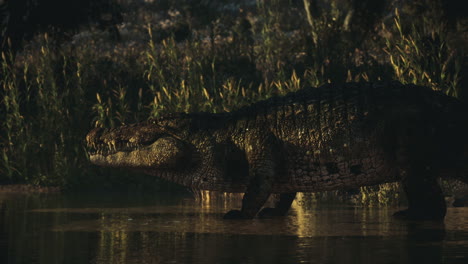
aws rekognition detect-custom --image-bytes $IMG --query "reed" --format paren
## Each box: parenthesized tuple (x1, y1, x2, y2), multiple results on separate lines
(384, 9, 463, 96)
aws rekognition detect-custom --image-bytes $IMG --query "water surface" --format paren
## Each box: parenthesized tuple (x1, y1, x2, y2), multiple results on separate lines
(1, 192, 468, 264)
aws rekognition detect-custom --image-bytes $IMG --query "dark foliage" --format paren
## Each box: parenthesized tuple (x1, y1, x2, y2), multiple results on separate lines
(0, 0, 122, 55)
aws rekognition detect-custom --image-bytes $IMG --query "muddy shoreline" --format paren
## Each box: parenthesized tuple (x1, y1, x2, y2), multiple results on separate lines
(0, 184, 61, 193)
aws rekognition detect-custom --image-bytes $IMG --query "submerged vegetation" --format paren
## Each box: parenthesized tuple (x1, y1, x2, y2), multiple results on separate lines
(0, 0, 467, 201)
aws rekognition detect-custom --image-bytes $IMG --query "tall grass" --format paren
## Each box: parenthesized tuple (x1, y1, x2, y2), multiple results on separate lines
(0, 35, 90, 186)
(0, 1, 465, 197)
(384, 9, 463, 96)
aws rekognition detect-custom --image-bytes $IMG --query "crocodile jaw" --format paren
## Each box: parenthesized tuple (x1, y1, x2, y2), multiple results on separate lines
(89, 137, 186, 169)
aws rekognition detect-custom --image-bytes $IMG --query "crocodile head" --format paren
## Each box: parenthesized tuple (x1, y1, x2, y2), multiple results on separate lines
(86, 113, 247, 191)
(86, 114, 196, 172)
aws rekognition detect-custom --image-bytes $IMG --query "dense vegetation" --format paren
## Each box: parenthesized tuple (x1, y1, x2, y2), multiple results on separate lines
(0, 0, 467, 202)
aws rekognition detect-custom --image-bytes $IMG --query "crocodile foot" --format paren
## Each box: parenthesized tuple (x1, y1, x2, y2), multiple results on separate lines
(223, 210, 252, 220)
(393, 209, 445, 221)
(258, 207, 285, 218)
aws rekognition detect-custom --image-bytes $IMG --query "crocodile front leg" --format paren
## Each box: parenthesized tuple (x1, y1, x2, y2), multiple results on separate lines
(223, 132, 284, 219)
(223, 173, 273, 219)
(258, 192, 297, 218)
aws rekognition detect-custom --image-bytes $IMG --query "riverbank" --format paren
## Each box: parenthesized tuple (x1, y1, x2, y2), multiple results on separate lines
(0, 184, 61, 193)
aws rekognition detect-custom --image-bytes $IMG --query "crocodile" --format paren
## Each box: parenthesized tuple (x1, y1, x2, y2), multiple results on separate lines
(86, 81, 468, 220)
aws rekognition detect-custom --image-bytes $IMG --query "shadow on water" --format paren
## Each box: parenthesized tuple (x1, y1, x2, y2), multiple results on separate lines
(1, 192, 468, 264)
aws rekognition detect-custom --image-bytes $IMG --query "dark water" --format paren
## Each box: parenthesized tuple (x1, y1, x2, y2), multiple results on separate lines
(1, 192, 468, 264)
